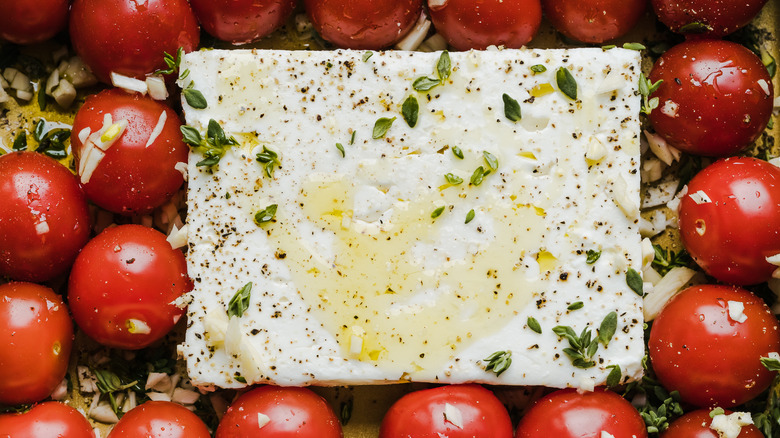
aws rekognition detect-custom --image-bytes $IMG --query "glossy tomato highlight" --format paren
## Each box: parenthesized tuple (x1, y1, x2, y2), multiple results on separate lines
(0, 282, 73, 405)
(0, 151, 90, 282)
(651, 0, 768, 37)
(543, 0, 646, 44)
(649, 285, 780, 408)
(0, 402, 94, 438)
(68, 225, 191, 350)
(0, 0, 69, 44)
(71, 89, 188, 215)
(190, 0, 296, 44)
(648, 40, 773, 157)
(108, 401, 211, 438)
(678, 157, 780, 285)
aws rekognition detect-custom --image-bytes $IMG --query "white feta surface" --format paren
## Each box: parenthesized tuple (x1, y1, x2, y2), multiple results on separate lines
(180, 48, 644, 388)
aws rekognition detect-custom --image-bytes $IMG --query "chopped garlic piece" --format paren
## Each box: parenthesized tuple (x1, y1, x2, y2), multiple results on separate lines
(643, 267, 697, 321)
(585, 136, 606, 162)
(127, 318, 152, 334)
(727, 301, 747, 323)
(146, 75, 169, 100)
(601, 432, 615, 438)
(146, 110, 168, 147)
(641, 238, 654, 270)
(689, 190, 712, 205)
(443, 403, 464, 429)
(710, 411, 753, 438)
(257, 413, 271, 428)
(610, 176, 639, 219)
(111, 72, 148, 94)
(35, 220, 50, 235)
(395, 12, 431, 51)
(644, 130, 675, 166)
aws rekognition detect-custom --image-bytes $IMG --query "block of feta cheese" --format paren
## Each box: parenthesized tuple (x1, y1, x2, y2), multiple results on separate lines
(179, 48, 644, 390)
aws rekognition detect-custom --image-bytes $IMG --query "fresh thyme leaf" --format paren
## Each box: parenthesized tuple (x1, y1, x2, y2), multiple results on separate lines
(362, 51, 373, 62)
(12, 131, 26, 151)
(372, 117, 396, 139)
(502, 93, 522, 122)
(37, 82, 46, 111)
(585, 249, 601, 264)
(483, 351, 512, 377)
(623, 42, 646, 51)
(626, 268, 643, 296)
(530, 64, 546, 74)
(606, 365, 622, 387)
(680, 22, 713, 34)
(255, 146, 280, 178)
(452, 146, 464, 159)
(227, 282, 253, 318)
(93, 369, 139, 415)
(639, 73, 663, 115)
(465, 209, 476, 224)
(182, 119, 239, 168)
(340, 396, 354, 425)
(710, 407, 726, 418)
(431, 206, 445, 219)
(556, 67, 578, 100)
(33, 119, 45, 142)
(349, 131, 356, 145)
(336, 142, 345, 157)
(180, 125, 202, 146)
(567, 301, 584, 311)
(234, 375, 247, 383)
(652, 244, 692, 276)
(553, 325, 597, 369)
(470, 166, 486, 186)
(36, 129, 70, 159)
(183, 87, 207, 109)
(445, 173, 463, 185)
(483, 151, 498, 171)
(761, 356, 780, 371)
(601, 45, 617, 50)
(254, 204, 277, 226)
(154, 47, 184, 76)
(402, 95, 419, 128)
(599, 311, 618, 347)
(436, 50, 451, 82)
(527, 317, 542, 334)
(412, 76, 441, 92)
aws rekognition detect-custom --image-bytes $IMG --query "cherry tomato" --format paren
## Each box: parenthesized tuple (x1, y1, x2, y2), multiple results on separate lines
(0, 152, 90, 282)
(190, 0, 296, 45)
(651, 0, 768, 37)
(661, 409, 763, 438)
(216, 386, 343, 437)
(71, 89, 188, 216)
(678, 157, 780, 285)
(379, 384, 512, 438)
(428, 0, 542, 50)
(515, 388, 648, 438)
(0, 282, 73, 405)
(0, 402, 94, 438)
(108, 401, 211, 438)
(0, 0, 69, 44)
(69, 0, 200, 83)
(543, 0, 646, 44)
(649, 285, 780, 408)
(648, 40, 773, 157)
(68, 224, 191, 350)
(303, 0, 423, 49)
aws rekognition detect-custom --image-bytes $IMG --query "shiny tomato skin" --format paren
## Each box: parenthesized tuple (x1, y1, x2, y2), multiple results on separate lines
(71, 89, 188, 215)
(0, 0, 69, 44)
(379, 384, 512, 438)
(429, 0, 542, 50)
(69, 0, 199, 83)
(0, 283, 73, 405)
(0, 152, 90, 282)
(190, 0, 296, 44)
(543, 0, 646, 43)
(648, 39, 773, 157)
(68, 225, 191, 350)
(515, 388, 648, 438)
(649, 285, 780, 408)
(0, 402, 94, 438)
(661, 409, 763, 438)
(651, 0, 768, 37)
(108, 401, 211, 438)
(678, 157, 780, 285)
(216, 386, 343, 438)
(303, 0, 423, 49)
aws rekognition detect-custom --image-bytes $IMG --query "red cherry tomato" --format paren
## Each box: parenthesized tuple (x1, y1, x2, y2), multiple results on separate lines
(216, 386, 343, 438)
(0, 152, 90, 282)
(678, 157, 780, 285)
(0, 402, 94, 438)
(661, 409, 764, 438)
(379, 384, 513, 438)
(71, 89, 188, 215)
(651, 0, 768, 37)
(69, 0, 200, 83)
(515, 388, 648, 438)
(303, 0, 423, 49)
(190, 0, 296, 44)
(543, 0, 646, 44)
(0, 0, 69, 44)
(649, 285, 780, 408)
(648, 40, 773, 157)
(428, 0, 542, 50)
(108, 401, 211, 438)
(68, 224, 191, 350)
(0, 282, 73, 405)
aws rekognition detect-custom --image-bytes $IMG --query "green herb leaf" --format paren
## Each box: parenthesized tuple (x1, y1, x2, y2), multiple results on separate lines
(470, 166, 486, 186)
(234, 375, 247, 384)
(553, 325, 597, 369)
(599, 311, 618, 347)
(372, 117, 396, 139)
(154, 47, 184, 76)
(556, 67, 578, 100)
(36, 128, 70, 159)
(652, 244, 692, 276)
(502, 93, 522, 122)
(483, 351, 512, 377)
(183, 120, 239, 168)
(452, 146, 464, 159)
(622, 42, 646, 51)
(483, 151, 498, 171)
(445, 173, 463, 185)
(254, 204, 278, 226)
(362, 51, 373, 62)
(465, 209, 476, 224)
(93, 369, 139, 415)
(639, 73, 664, 115)
(626, 268, 643, 296)
(183, 88, 207, 109)
(336, 143, 345, 157)
(530, 64, 547, 74)
(12, 132, 26, 151)
(180, 125, 202, 146)
(436, 51, 451, 82)
(256, 146, 280, 178)
(761, 356, 780, 371)
(606, 364, 622, 387)
(527, 317, 542, 334)
(227, 282, 252, 318)
(567, 301, 584, 311)
(402, 95, 419, 128)
(431, 206, 445, 219)
(601, 45, 617, 50)
(585, 249, 601, 264)
(680, 22, 714, 34)
(709, 407, 726, 418)
(412, 76, 441, 92)
(37, 83, 46, 111)
(349, 131, 356, 145)
(340, 396, 354, 425)
(33, 119, 45, 142)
